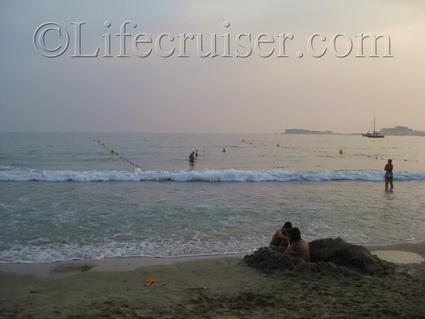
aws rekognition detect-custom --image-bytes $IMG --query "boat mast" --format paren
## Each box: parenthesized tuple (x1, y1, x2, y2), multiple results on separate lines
(373, 116, 376, 134)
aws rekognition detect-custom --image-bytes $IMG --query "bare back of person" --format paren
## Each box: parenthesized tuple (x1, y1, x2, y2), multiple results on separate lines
(384, 159, 394, 191)
(270, 229, 289, 249)
(385, 163, 393, 177)
(284, 227, 311, 262)
(270, 222, 292, 250)
(285, 239, 310, 262)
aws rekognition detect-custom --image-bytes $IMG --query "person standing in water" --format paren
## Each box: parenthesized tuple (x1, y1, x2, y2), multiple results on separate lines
(384, 159, 394, 191)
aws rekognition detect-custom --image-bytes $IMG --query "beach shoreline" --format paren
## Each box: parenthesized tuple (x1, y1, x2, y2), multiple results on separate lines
(1, 240, 425, 318)
(1, 239, 424, 277)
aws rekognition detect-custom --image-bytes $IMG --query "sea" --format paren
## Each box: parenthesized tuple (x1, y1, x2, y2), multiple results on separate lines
(1, 132, 425, 263)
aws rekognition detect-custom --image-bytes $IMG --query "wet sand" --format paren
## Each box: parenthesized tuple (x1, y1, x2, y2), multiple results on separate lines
(1, 242, 425, 319)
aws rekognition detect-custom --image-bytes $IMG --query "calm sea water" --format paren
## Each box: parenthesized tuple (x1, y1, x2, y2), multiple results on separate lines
(1, 133, 425, 263)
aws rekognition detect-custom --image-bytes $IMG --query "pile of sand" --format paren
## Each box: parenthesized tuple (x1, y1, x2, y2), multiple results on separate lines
(244, 247, 305, 273)
(244, 238, 395, 276)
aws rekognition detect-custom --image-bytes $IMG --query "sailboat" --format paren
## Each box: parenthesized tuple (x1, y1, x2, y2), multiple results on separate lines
(362, 117, 384, 138)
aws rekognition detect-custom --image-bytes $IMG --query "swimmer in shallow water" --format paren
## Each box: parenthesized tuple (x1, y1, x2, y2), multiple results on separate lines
(189, 151, 195, 163)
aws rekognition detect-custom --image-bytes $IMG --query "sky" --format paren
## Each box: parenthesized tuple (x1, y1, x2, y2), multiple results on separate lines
(0, 0, 424, 133)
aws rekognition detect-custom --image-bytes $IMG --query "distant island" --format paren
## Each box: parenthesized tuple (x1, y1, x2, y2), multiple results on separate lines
(380, 126, 425, 136)
(283, 129, 333, 135)
(282, 126, 425, 136)
(281, 126, 425, 136)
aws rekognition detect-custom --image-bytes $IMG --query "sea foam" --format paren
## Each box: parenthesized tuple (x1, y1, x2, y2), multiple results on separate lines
(0, 167, 425, 182)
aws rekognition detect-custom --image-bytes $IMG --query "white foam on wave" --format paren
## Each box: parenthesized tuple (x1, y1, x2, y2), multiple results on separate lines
(1, 235, 417, 263)
(0, 167, 425, 182)
(0, 237, 265, 263)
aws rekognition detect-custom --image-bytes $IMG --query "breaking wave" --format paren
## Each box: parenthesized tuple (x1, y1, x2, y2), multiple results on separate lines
(1, 167, 425, 182)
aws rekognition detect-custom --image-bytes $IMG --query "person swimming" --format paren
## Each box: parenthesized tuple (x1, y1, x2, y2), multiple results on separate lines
(284, 227, 310, 262)
(270, 222, 292, 250)
(384, 159, 394, 191)
(189, 151, 196, 163)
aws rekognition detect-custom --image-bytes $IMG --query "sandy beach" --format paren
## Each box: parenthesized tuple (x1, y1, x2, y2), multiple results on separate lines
(1, 241, 425, 319)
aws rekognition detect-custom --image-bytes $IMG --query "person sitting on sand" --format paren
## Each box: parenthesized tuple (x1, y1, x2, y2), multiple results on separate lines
(270, 222, 292, 249)
(384, 159, 394, 191)
(284, 227, 310, 262)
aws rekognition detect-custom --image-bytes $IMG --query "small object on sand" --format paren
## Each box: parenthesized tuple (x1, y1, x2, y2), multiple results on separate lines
(80, 265, 92, 272)
(52, 264, 93, 273)
(144, 276, 157, 287)
(186, 286, 208, 291)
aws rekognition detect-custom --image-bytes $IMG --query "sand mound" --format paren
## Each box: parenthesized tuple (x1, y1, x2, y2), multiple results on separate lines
(309, 238, 394, 274)
(245, 238, 394, 276)
(244, 247, 305, 273)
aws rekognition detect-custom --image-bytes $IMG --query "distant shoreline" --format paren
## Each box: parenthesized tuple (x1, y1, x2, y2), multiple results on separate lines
(283, 131, 425, 136)
(283, 126, 425, 136)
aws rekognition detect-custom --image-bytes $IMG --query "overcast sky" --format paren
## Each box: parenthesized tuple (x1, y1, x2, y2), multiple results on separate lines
(0, 0, 424, 133)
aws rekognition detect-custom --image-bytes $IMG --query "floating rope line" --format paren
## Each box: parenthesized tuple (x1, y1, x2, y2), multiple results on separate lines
(94, 138, 141, 169)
